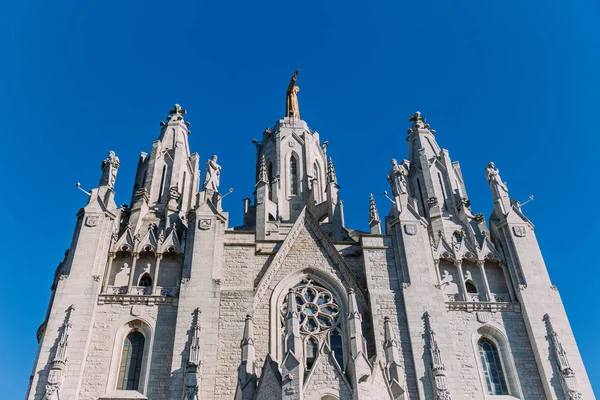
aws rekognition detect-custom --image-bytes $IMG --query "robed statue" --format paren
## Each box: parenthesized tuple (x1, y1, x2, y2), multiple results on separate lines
(388, 159, 410, 197)
(203, 155, 221, 193)
(99, 151, 120, 190)
(485, 162, 509, 200)
(286, 70, 300, 119)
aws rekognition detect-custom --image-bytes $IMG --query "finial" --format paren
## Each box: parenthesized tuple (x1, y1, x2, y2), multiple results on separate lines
(408, 111, 425, 124)
(257, 155, 268, 184)
(369, 193, 380, 223)
(327, 157, 337, 184)
(169, 104, 187, 116)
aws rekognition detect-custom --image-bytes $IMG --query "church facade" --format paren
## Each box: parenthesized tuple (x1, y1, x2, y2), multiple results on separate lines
(27, 75, 594, 400)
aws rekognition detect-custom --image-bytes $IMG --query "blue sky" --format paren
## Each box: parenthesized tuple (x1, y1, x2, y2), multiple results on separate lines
(1, 0, 599, 397)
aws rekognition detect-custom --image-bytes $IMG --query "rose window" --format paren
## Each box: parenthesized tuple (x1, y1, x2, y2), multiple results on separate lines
(281, 280, 340, 334)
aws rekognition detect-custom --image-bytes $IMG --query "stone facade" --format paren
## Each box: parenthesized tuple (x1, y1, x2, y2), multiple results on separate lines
(27, 103, 595, 400)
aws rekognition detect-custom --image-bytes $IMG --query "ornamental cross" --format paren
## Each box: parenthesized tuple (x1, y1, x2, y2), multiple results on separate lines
(408, 111, 425, 124)
(169, 104, 187, 116)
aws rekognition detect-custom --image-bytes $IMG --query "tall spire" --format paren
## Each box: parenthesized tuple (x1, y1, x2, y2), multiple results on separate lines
(368, 193, 381, 234)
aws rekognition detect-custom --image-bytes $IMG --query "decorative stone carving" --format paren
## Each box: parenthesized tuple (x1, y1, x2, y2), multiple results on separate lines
(544, 314, 584, 400)
(202, 155, 221, 193)
(199, 219, 212, 230)
(513, 226, 527, 237)
(85, 216, 99, 227)
(476, 311, 491, 323)
(327, 157, 337, 184)
(99, 151, 120, 190)
(423, 312, 452, 400)
(404, 224, 417, 236)
(43, 305, 74, 400)
(428, 197, 439, 208)
(185, 308, 202, 400)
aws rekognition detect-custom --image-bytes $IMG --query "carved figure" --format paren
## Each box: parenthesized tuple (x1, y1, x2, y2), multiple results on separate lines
(388, 159, 410, 196)
(99, 151, 120, 189)
(202, 155, 221, 192)
(286, 70, 300, 119)
(485, 162, 509, 199)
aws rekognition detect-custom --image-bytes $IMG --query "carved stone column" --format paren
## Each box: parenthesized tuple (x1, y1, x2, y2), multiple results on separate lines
(126, 253, 139, 294)
(152, 253, 162, 295)
(477, 260, 492, 301)
(454, 261, 468, 301)
(101, 252, 116, 293)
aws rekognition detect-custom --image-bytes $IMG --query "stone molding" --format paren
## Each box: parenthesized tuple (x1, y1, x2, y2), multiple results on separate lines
(445, 301, 520, 313)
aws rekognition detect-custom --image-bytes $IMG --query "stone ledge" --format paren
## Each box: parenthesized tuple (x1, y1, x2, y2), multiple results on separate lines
(445, 301, 521, 313)
(98, 294, 178, 306)
(98, 390, 147, 400)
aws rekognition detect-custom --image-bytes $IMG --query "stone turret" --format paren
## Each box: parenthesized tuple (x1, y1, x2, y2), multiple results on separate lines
(128, 104, 200, 235)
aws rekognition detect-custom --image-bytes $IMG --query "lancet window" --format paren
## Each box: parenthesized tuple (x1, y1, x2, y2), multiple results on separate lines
(478, 337, 509, 395)
(290, 156, 298, 195)
(117, 331, 145, 391)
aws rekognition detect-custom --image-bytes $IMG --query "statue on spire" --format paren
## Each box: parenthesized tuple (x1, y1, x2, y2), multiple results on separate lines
(286, 70, 300, 119)
(202, 155, 221, 193)
(388, 159, 410, 197)
(485, 162, 509, 200)
(99, 151, 120, 190)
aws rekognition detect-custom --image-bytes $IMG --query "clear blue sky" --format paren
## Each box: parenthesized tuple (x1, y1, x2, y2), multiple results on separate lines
(1, 0, 598, 397)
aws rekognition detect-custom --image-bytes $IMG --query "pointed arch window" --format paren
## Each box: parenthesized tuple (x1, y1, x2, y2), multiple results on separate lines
(139, 273, 152, 288)
(306, 337, 318, 370)
(290, 156, 298, 195)
(330, 329, 344, 370)
(478, 338, 509, 395)
(465, 280, 478, 294)
(117, 331, 145, 390)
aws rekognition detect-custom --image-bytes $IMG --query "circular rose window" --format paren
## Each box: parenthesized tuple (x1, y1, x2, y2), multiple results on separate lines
(282, 279, 340, 334)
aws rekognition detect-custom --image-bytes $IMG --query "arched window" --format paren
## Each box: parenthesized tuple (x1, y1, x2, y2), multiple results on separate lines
(139, 273, 152, 288)
(330, 329, 344, 370)
(290, 156, 298, 195)
(117, 331, 145, 390)
(478, 338, 509, 395)
(306, 337, 318, 370)
(466, 280, 478, 293)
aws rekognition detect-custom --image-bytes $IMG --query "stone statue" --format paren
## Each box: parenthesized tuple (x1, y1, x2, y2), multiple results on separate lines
(202, 155, 221, 192)
(388, 159, 410, 197)
(99, 151, 120, 189)
(286, 70, 300, 119)
(485, 162, 509, 199)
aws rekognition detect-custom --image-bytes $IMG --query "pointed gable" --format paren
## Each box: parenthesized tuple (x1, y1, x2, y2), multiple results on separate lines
(255, 207, 367, 308)
(303, 344, 352, 400)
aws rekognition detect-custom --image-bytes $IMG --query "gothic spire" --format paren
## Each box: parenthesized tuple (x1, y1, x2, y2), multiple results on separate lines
(185, 308, 201, 400)
(327, 157, 337, 184)
(369, 193, 382, 234)
(43, 305, 75, 400)
(544, 314, 583, 400)
(423, 312, 452, 400)
(284, 289, 302, 357)
(347, 288, 364, 357)
(240, 314, 255, 370)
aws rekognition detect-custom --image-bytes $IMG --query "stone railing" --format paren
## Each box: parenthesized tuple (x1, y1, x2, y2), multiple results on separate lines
(105, 286, 178, 297)
(445, 293, 512, 303)
(491, 293, 510, 302)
